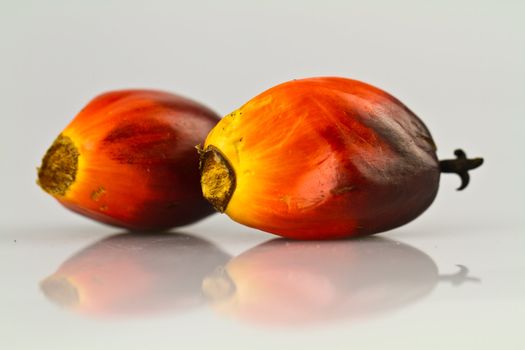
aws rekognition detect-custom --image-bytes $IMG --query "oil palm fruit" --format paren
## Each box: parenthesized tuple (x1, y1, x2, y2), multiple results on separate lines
(38, 89, 220, 230)
(199, 77, 483, 239)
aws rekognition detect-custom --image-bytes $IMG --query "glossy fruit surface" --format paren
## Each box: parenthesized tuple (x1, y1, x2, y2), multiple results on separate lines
(38, 89, 219, 230)
(201, 77, 443, 239)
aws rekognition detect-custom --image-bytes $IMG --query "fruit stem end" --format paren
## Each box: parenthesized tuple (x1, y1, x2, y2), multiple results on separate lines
(37, 134, 79, 196)
(200, 146, 236, 212)
(439, 149, 483, 191)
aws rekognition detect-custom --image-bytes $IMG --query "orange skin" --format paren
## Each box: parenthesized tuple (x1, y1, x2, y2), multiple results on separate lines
(43, 90, 220, 230)
(203, 77, 440, 239)
(40, 233, 230, 317)
(203, 237, 438, 326)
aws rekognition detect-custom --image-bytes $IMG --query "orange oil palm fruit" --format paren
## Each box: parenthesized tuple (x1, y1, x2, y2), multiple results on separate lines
(200, 77, 483, 239)
(38, 89, 220, 230)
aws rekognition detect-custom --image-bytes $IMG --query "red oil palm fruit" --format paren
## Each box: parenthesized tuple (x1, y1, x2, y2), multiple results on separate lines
(40, 233, 230, 317)
(38, 89, 220, 230)
(200, 77, 483, 239)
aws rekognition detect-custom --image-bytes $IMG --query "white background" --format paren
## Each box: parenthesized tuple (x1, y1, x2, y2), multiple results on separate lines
(1, 1, 524, 349)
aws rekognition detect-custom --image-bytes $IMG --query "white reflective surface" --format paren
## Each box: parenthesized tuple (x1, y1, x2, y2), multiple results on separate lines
(1, 216, 524, 349)
(1, 0, 524, 349)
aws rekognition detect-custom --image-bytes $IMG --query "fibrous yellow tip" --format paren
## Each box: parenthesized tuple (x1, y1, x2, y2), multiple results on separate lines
(200, 145, 236, 213)
(37, 134, 79, 196)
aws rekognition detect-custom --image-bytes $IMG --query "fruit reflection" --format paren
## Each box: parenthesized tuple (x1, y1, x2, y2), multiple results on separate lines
(203, 237, 462, 326)
(41, 233, 230, 317)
